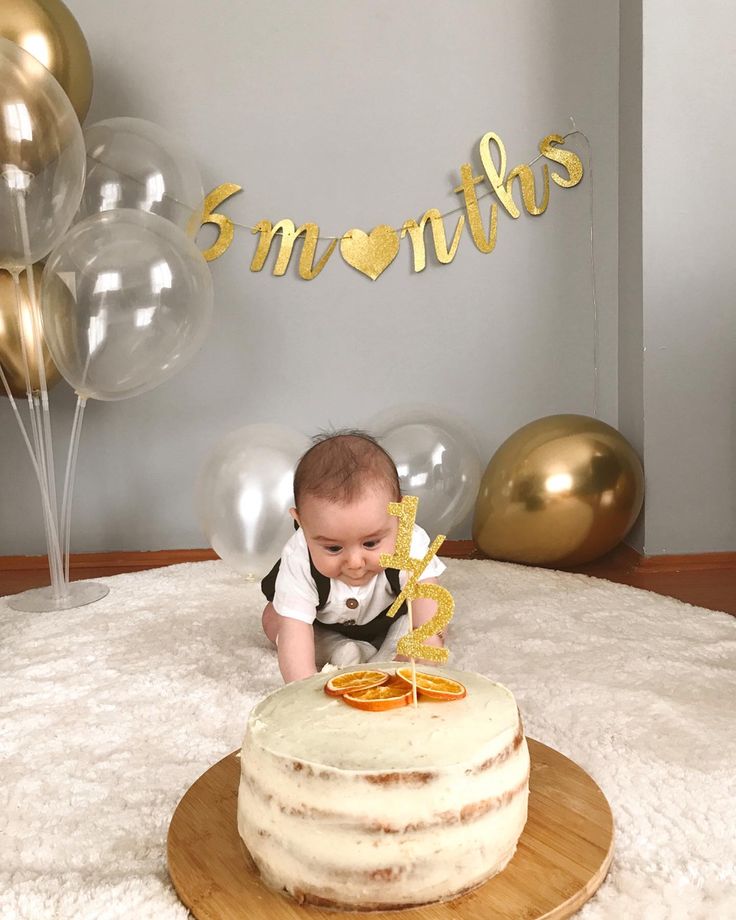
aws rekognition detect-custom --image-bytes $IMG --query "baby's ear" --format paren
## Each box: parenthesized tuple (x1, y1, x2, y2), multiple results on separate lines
(289, 507, 300, 526)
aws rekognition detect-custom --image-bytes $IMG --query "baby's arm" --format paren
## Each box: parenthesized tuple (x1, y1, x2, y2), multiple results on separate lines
(277, 616, 317, 683)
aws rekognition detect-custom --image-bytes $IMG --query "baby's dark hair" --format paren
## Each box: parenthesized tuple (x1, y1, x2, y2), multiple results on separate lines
(294, 429, 401, 507)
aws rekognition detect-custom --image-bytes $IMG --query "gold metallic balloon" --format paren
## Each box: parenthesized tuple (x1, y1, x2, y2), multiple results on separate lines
(473, 415, 644, 567)
(1, 0, 93, 122)
(0, 264, 63, 397)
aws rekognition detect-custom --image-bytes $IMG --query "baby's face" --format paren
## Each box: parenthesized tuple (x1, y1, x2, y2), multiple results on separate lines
(294, 485, 399, 587)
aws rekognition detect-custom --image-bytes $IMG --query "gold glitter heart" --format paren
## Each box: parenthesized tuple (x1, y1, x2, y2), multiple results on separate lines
(339, 225, 400, 280)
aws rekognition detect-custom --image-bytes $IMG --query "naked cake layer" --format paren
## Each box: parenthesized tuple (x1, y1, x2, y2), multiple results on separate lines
(237, 664, 530, 910)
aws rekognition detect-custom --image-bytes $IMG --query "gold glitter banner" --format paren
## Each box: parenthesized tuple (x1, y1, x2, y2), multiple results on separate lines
(199, 129, 584, 281)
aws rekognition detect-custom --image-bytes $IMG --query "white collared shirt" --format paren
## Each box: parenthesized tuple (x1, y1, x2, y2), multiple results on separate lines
(272, 524, 446, 627)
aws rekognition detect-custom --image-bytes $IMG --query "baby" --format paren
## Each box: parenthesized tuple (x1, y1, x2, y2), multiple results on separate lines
(261, 431, 446, 682)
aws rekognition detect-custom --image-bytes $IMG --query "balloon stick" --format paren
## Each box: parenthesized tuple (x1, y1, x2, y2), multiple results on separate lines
(12, 186, 65, 598)
(407, 598, 418, 709)
(11, 267, 64, 598)
(60, 396, 87, 584)
(0, 360, 64, 590)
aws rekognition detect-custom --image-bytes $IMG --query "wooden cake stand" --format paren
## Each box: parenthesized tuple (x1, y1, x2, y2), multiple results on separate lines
(168, 739, 614, 920)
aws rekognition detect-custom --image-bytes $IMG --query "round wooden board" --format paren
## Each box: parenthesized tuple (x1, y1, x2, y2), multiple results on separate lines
(168, 739, 614, 920)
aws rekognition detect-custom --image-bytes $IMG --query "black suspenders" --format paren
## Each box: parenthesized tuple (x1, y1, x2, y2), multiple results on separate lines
(260, 555, 407, 642)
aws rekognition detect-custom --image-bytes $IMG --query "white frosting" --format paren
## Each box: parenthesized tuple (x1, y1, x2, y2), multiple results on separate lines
(237, 663, 529, 909)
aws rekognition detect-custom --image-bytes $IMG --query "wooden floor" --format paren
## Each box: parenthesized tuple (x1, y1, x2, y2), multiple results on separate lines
(574, 547, 736, 616)
(1, 543, 734, 615)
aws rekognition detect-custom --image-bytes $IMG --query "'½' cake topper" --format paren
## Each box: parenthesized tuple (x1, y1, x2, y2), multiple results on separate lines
(379, 495, 455, 663)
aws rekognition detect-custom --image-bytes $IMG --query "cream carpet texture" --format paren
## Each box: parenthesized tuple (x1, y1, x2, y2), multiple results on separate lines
(1, 559, 735, 919)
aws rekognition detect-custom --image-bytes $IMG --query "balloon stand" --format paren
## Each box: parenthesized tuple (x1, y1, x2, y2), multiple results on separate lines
(9, 581, 110, 613)
(2, 184, 109, 612)
(2, 38, 214, 606)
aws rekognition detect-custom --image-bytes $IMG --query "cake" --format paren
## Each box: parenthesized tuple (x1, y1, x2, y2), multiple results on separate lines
(237, 663, 530, 910)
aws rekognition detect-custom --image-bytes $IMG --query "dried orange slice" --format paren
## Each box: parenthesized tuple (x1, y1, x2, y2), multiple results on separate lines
(342, 677, 413, 711)
(395, 667, 467, 701)
(324, 669, 390, 697)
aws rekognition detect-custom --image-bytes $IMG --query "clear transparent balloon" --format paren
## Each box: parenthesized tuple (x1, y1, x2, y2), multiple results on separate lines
(370, 406, 483, 536)
(40, 209, 213, 400)
(0, 37, 86, 269)
(78, 117, 204, 237)
(196, 425, 310, 580)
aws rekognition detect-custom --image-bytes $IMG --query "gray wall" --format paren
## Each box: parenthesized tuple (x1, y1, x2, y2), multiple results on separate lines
(617, 0, 643, 551)
(618, 0, 736, 555)
(2, 1, 620, 554)
(639, 0, 736, 554)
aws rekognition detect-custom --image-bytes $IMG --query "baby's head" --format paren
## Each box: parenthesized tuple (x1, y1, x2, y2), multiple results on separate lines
(291, 431, 401, 587)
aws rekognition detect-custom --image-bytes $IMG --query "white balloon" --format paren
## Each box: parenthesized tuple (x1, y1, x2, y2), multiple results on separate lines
(369, 406, 482, 536)
(196, 424, 310, 580)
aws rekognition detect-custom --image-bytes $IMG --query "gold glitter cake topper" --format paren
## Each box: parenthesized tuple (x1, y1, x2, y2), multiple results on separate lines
(380, 495, 455, 664)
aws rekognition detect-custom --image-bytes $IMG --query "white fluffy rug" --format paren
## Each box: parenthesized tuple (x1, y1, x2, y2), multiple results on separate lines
(1, 559, 735, 920)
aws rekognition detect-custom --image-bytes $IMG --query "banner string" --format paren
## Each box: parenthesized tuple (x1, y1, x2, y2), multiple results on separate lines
(565, 124, 599, 419)
(85, 129, 582, 242)
(208, 129, 583, 242)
